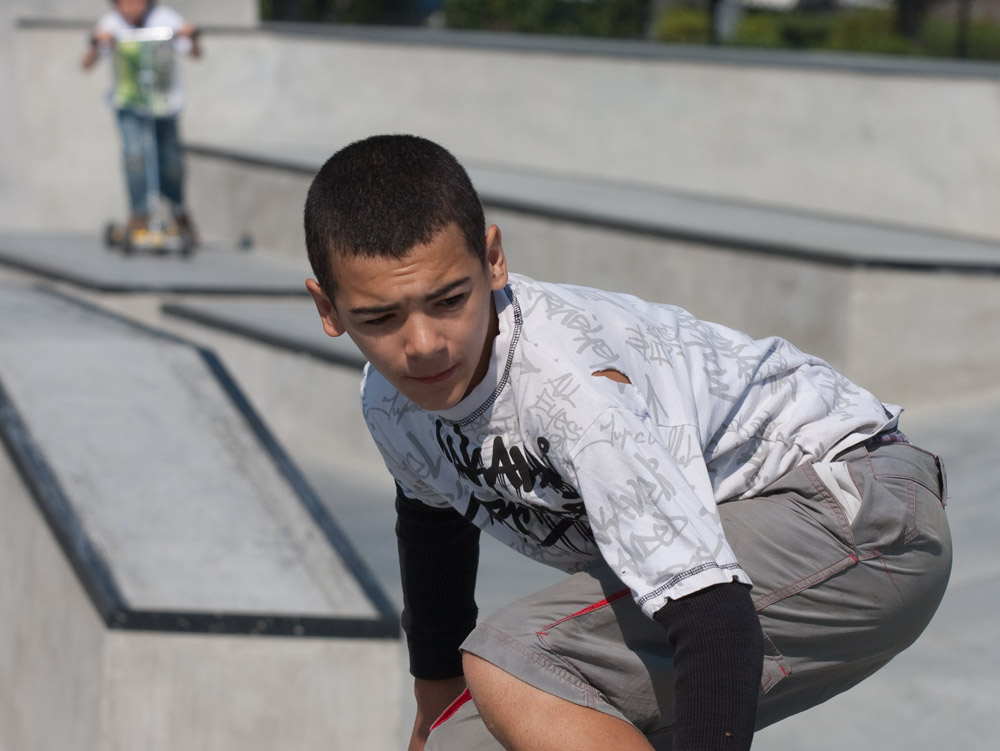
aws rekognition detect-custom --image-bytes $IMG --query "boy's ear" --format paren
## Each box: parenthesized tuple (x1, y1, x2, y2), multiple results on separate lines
(305, 279, 346, 338)
(485, 224, 509, 291)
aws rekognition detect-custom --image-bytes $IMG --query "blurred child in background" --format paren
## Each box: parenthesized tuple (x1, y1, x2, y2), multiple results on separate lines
(82, 0, 201, 243)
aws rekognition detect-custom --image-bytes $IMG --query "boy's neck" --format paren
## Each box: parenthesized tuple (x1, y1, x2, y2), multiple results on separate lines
(464, 290, 501, 403)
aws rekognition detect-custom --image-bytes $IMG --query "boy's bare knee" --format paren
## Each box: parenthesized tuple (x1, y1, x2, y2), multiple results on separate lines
(462, 652, 653, 751)
(462, 652, 502, 699)
(462, 653, 518, 746)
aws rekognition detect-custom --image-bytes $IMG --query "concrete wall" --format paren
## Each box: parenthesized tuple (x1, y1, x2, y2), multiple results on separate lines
(184, 32, 1000, 241)
(2, 0, 257, 27)
(0, 445, 105, 751)
(4, 19, 1000, 241)
(101, 632, 399, 751)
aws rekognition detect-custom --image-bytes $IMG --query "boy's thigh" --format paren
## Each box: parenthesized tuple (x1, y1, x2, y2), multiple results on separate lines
(445, 563, 678, 745)
(116, 110, 144, 157)
(720, 441, 952, 728)
(154, 117, 182, 158)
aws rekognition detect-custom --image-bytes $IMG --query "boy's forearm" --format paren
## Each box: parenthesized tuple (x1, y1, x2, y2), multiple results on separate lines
(178, 23, 201, 57)
(81, 47, 99, 69)
(410, 676, 468, 751)
(396, 485, 480, 678)
(81, 31, 110, 69)
(654, 582, 763, 751)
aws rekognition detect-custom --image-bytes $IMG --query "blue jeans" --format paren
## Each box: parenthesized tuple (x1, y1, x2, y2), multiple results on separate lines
(116, 108, 185, 216)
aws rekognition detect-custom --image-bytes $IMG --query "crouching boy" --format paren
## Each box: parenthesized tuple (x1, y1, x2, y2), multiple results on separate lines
(303, 135, 952, 751)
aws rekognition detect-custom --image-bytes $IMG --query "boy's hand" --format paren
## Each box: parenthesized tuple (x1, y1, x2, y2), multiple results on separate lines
(178, 24, 202, 58)
(80, 48, 98, 70)
(81, 31, 114, 69)
(409, 676, 467, 751)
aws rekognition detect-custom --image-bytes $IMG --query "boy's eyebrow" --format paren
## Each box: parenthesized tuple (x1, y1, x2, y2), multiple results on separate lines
(348, 278, 472, 316)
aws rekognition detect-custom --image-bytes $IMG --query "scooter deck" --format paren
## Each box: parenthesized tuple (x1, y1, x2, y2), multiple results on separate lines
(104, 221, 194, 257)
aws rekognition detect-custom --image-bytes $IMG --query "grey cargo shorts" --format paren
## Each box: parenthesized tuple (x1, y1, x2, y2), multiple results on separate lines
(426, 439, 952, 751)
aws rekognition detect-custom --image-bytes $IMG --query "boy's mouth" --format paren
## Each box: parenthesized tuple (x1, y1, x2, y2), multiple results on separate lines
(409, 364, 458, 385)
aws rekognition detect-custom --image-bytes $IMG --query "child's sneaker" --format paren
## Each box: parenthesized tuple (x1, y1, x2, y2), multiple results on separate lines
(127, 214, 148, 232)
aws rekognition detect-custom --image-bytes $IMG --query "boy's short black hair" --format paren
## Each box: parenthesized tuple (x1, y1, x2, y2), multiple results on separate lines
(304, 134, 487, 298)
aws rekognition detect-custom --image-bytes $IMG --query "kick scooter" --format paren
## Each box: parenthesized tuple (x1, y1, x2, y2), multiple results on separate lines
(103, 26, 193, 257)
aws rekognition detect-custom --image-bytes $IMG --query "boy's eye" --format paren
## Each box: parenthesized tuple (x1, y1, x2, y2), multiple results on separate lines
(439, 294, 465, 308)
(363, 313, 393, 327)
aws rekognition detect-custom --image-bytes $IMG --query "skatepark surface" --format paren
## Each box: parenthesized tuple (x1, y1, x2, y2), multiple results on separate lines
(0, 232, 309, 295)
(1, 234, 997, 749)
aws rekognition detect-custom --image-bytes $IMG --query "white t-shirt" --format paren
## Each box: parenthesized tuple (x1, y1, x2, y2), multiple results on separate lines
(362, 274, 899, 617)
(95, 5, 191, 114)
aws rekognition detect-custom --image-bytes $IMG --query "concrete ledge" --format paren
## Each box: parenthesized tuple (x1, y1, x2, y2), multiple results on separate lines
(186, 140, 1000, 274)
(0, 233, 310, 295)
(162, 299, 366, 370)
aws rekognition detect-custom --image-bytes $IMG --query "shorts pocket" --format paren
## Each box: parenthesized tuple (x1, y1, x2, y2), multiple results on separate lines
(760, 630, 790, 695)
(848, 444, 941, 555)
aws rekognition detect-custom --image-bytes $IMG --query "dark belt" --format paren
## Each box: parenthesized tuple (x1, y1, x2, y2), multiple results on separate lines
(862, 428, 910, 450)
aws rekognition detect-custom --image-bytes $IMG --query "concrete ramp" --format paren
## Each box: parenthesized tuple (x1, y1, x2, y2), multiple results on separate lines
(0, 283, 400, 750)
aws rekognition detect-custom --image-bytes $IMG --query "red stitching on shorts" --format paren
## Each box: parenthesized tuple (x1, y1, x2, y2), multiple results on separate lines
(537, 587, 631, 635)
(430, 688, 472, 731)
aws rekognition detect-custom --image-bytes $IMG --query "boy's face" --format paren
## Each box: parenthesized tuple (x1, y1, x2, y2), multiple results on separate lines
(306, 223, 509, 412)
(116, 0, 151, 25)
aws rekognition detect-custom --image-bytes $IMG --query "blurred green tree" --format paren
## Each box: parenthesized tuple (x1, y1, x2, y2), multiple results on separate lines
(443, 0, 653, 38)
(262, 0, 430, 24)
(895, 0, 934, 39)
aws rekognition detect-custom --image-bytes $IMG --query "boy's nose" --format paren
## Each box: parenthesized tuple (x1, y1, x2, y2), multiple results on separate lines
(404, 317, 445, 359)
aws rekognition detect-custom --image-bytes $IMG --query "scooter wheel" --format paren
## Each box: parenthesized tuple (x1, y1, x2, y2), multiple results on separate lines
(104, 221, 123, 248)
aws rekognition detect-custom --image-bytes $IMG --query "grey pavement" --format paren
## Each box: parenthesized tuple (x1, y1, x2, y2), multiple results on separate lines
(0, 232, 310, 295)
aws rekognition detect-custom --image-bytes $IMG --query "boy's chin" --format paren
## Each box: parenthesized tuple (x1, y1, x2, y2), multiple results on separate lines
(398, 382, 468, 412)
(407, 392, 463, 412)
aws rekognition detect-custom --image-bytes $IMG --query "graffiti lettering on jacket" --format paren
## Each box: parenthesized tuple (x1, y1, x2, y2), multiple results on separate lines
(435, 420, 593, 552)
(435, 420, 579, 499)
